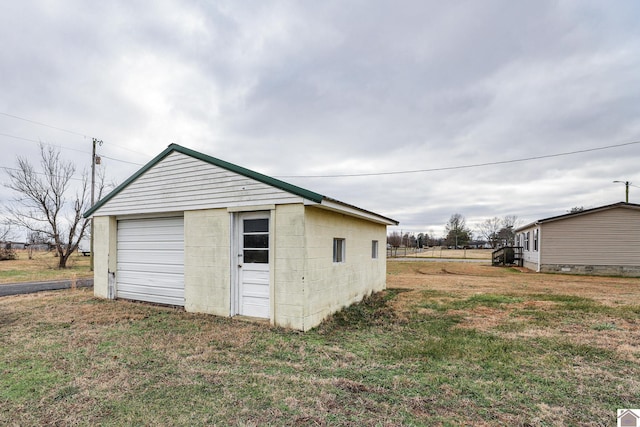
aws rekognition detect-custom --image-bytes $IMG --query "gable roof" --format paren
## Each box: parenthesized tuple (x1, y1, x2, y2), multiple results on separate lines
(516, 202, 640, 232)
(84, 143, 398, 225)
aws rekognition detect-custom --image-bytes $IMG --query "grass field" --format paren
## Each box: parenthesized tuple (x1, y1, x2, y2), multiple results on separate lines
(0, 250, 92, 284)
(389, 247, 492, 259)
(1, 261, 639, 425)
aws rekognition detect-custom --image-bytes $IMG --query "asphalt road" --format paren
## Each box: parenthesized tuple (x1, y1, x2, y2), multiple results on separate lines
(0, 278, 93, 297)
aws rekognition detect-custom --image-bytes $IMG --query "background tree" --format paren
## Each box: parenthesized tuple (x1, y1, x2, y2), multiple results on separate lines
(387, 231, 402, 257)
(387, 231, 402, 248)
(26, 231, 49, 260)
(444, 213, 472, 249)
(5, 145, 91, 268)
(497, 215, 521, 246)
(476, 217, 502, 248)
(568, 206, 584, 213)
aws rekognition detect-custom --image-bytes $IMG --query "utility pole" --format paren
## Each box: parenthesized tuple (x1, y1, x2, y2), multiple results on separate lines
(90, 138, 103, 271)
(613, 180, 631, 203)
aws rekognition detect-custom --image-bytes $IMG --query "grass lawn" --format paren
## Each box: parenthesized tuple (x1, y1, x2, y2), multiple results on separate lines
(1, 261, 639, 425)
(0, 250, 92, 284)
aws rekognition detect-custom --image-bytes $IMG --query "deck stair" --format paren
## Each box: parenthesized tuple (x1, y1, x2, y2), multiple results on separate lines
(492, 246, 524, 267)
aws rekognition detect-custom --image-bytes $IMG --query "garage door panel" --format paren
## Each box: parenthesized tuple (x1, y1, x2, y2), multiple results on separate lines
(118, 252, 184, 266)
(118, 264, 184, 275)
(120, 285, 181, 302)
(117, 270, 184, 286)
(117, 217, 185, 306)
(117, 290, 183, 306)
(120, 239, 184, 252)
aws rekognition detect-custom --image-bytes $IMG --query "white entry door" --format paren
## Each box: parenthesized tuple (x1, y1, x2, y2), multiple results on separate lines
(235, 212, 270, 318)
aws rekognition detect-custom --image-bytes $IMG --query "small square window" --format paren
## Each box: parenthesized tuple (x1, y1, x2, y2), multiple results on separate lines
(333, 238, 345, 263)
(372, 240, 379, 259)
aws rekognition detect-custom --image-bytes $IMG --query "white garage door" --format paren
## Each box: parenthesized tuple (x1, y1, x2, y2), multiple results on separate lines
(117, 216, 185, 306)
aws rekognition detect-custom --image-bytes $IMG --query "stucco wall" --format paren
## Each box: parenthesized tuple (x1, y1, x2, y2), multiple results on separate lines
(272, 204, 306, 330)
(184, 209, 230, 316)
(303, 206, 387, 330)
(93, 215, 117, 299)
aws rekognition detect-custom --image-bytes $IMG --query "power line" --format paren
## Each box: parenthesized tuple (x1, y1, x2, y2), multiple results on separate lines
(0, 132, 89, 155)
(0, 132, 144, 166)
(98, 154, 143, 166)
(0, 112, 87, 137)
(0, 111, 149, 157)
(274, 140, 640, 178)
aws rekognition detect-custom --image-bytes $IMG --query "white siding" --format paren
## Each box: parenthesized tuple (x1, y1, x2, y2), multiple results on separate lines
(96, 152, 303, 216)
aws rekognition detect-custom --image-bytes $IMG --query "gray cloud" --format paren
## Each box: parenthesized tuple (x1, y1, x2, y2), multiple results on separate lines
(1, 0, 639, 238)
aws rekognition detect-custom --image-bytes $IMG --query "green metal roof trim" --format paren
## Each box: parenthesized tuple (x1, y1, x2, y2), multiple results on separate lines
(84, 143, 326, 218)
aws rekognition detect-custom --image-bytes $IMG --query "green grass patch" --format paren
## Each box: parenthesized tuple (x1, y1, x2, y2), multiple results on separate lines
(420, 292, 523, 312)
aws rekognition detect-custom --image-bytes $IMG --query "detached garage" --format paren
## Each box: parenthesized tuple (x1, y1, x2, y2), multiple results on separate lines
(85, 144, 398, 331)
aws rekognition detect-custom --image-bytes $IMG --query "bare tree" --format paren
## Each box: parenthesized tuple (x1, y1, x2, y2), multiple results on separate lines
(5, 145, 90, 268)
(387, 231, 402, 248)
(0, 224, 11, 241)
(476, 217, 502, 248)
(445, 213, 472, 249)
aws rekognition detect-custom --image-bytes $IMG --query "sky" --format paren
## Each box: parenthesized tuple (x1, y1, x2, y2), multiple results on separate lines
(1, 0, 639, 239)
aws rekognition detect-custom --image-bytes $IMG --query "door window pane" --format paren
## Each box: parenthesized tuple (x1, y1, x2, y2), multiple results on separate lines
(244, 234, 269, 249)
(244, 219, 269, 233)
(244, 249, 269, 264)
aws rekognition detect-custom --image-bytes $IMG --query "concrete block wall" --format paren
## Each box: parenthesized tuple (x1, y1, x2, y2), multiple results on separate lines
(184, 209, 231, 316)
(93, 216, 117, 299)
(273, 204, 306, 330)
(303, 207, 387, 330)
(540, 264, 640, 277)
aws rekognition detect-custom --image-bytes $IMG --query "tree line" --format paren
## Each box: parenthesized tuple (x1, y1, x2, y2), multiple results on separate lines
(388, 213, 521, 250)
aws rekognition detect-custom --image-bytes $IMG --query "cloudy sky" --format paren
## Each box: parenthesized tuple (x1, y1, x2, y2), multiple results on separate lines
(1, 0, 639, 238)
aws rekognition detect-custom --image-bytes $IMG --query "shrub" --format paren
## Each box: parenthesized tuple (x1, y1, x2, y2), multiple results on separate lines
(0, 247, 17, 261)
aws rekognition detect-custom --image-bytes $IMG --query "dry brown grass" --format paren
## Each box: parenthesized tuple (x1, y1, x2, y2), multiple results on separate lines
(388, 261, 640, 363)
(0, 249, 91, 284)
(1, 261, 639, 425)
(388, 261, 640, 303)
(405, 247, 492, 259)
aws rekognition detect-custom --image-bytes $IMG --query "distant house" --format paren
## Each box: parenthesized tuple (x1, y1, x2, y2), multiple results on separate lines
(515, 202, 640, 277)
(84, 144, 398, 331)
(1, 241, 26, 250)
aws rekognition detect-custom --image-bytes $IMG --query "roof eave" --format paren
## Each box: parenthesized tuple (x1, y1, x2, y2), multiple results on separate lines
(309, 197, 399, 226)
